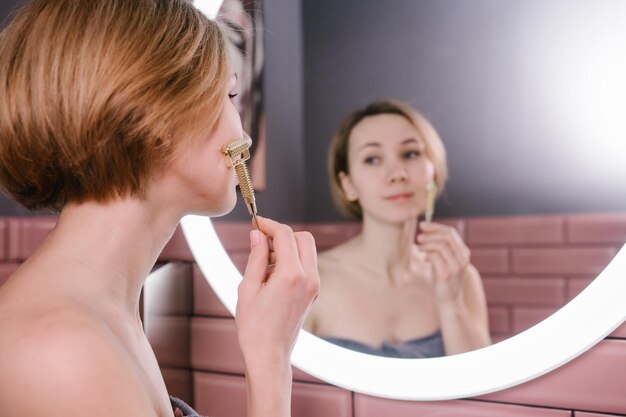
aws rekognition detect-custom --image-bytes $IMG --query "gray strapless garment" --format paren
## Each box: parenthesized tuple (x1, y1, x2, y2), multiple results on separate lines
(324, 330, 445, 358)
(171, 396, 202, 417)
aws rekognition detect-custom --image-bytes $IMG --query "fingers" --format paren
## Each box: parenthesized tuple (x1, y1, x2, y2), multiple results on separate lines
(420, 239, 461, 274)
(294, 231, 321, 296)
(255, 216, 300, 273)
(418, 222, 470, 268)
(242, 229, 270, 285)
(293, 232, 318, 272)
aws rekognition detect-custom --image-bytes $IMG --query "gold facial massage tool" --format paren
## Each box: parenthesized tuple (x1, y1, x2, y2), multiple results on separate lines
(424, 180, 437, 223)
(222, 135, 259, 230)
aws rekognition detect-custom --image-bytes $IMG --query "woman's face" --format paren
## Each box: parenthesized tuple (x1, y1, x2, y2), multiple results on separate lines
(341, 113, 436, 224)
(166, 75, 244, 216)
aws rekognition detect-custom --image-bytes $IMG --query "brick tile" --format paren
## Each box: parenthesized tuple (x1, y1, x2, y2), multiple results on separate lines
(0, 263, 19, 287)
(355, 396, 569, 417)
(567, 212, 626, 244)
(213, 221, 255, 252)
(159, 225, 193, 261)
(7, 216, 57, 260)
(482, 340, 626, 415)
(471, 248, 509, 274)
(161, 368, 192, 405)
(144, 263, 192, 316)
(190, 317, 244, 375)
(566, 276, 595, 301)
(488, 306, 511, 334)
(512, 247, 617, 275)
(467, 215, 564, 246)
(192, 265, 231, 317)
(512, 306, 561, 334)
(483, 277, 566, 306)
(145, 316, 190, 368)
(193, 372, 247, 417)
(292, 381, 352, 417)
(575, 413, 626, 417)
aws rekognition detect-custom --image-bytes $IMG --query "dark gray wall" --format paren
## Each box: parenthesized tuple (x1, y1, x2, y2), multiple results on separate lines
(0, 0, 306, 221)
(303, 0, 626, 221)
(2, 1, 625, 221)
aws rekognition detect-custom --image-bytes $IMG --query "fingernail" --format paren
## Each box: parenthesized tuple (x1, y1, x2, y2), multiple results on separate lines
(250, 230, 260, 247)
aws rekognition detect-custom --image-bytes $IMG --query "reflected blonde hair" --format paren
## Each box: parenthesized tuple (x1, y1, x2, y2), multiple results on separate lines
(328, 99, 448, 221)
(0, 0, 229, 211)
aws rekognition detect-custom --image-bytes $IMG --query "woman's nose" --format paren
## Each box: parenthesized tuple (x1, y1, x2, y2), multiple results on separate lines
(387, 164, 408, 183)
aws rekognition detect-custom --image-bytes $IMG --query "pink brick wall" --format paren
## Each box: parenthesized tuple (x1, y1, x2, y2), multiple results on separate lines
(2, 213, 625, 416)
(466, 214, 624, 340)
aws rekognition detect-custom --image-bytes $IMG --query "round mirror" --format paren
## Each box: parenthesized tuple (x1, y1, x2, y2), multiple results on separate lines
(183, 0, 626, 401)
(181, 215, 626, 399)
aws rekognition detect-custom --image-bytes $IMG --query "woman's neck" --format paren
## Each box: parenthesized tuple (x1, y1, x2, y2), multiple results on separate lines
(34, 196, 182, 325)
(354, 214, 419, 278)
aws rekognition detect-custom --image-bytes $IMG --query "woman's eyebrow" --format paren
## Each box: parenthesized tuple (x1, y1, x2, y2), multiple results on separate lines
(357, 142, 381, 151)
(401, 138, 420, 145)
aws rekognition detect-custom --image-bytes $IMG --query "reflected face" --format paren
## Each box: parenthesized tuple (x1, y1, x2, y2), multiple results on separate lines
(167, 75, 243, 216)
(219, 0, 254, 115)
(341, 114, 435, 223)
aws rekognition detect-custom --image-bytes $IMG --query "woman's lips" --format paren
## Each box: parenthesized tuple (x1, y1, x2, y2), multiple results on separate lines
(385, 192, 414, 201)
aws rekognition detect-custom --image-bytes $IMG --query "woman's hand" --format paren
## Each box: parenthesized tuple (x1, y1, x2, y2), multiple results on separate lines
(235, 216, 320, 370)
(417, 221, 471, 304)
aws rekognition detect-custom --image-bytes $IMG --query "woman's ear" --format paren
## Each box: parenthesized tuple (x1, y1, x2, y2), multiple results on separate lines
(338, 171, 358, 202)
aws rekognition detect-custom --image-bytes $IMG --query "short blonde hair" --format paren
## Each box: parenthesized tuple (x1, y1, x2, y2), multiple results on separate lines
(0, 0, 229, 211)
(328, 99, 448, 221)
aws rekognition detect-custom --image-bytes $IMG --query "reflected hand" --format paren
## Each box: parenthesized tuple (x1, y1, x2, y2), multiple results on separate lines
(389, 218, 423, 284)
(235, 216, 320, 369)
(417, 222, 471, 303)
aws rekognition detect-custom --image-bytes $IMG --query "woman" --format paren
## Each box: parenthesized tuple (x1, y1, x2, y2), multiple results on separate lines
(304, 100, 490, 358)
(0, 1, 319, 416)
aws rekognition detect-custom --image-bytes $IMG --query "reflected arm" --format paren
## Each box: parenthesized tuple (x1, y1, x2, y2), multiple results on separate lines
(437, 264, 492, 355)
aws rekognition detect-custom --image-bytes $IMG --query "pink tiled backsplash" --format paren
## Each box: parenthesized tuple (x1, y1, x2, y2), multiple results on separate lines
(2, 212, 626, 416)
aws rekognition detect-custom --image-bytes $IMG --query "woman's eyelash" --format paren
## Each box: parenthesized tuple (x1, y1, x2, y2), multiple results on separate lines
(228, 93, 238, 99)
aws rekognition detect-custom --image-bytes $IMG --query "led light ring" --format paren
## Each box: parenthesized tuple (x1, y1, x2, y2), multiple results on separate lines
(181, 214, 626, 400)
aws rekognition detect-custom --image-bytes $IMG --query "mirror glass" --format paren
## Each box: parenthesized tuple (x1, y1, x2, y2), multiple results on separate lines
(182, 215, 626, 399)
(185, 0, 626, 400)
(300, 0, 626, 356)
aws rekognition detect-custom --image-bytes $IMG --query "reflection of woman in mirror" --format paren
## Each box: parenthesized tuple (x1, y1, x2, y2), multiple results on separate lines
(218, 0, 266, 189)
(0, 1, 318, 416)
(304, 100, 491, 358)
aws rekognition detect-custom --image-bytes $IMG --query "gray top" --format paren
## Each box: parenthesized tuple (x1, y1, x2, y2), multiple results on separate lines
(324, 330, 445, 358)
(170, 396, 202, 417)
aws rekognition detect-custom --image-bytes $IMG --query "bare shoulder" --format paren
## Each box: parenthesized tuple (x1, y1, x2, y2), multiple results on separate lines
(0, 309, 157, 416)
(317, 238, 360, 284)
(304, 238, 359, 332)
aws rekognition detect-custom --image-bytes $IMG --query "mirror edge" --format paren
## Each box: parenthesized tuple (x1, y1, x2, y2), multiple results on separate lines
(181, 214, 626, 400)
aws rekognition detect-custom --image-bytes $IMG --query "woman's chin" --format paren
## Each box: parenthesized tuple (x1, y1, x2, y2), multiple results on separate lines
(370, 210, 421, 225)
(188, 193, 238, 218)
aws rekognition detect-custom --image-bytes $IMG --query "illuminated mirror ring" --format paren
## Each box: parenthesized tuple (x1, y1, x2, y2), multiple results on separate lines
(182, 215, 626, 400)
